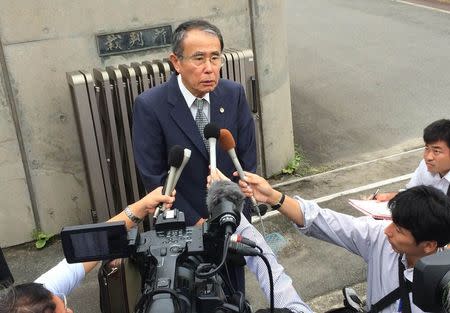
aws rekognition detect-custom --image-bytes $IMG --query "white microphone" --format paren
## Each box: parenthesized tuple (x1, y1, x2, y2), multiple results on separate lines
(204, 123, 220, 172)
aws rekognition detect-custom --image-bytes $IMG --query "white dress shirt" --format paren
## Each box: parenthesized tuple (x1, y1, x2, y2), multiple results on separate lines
(237, 213, 313, 313)
(177, 74, 210, 121)
(295, 197, 427, 313)
(406, 159, 450, 195)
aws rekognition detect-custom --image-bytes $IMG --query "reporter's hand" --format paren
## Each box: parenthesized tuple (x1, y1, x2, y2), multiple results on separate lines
(371, 192, 397, 202)
(207, 168, 230, 188)
(131, 186, 175, 219)
(234, 171, 279, 206)
(195, 217, 206, 226)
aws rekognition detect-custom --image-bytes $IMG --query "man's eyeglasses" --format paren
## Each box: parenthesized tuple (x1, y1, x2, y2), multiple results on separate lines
(180, 54, 225, 67)
(55, 293, 68, 311)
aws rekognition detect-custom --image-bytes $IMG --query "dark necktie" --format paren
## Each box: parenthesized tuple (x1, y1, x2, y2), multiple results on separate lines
(194, 98, 209, 151)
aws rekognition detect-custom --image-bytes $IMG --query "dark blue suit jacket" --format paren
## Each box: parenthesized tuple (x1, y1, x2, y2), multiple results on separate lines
(133, 74, 257, 226)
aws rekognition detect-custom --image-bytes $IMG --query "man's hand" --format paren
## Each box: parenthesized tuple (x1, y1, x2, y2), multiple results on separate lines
(207, 168, 230, 188)
(131, 186, 175, 219)
(195, 217, 206, 226)
(362, 191, 397, 202)
(233, 171, 279, 205)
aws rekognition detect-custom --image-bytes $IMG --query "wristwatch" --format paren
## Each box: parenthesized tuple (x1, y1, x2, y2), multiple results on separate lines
(124, 206, 142, 224)
(271, 193, 285, 210)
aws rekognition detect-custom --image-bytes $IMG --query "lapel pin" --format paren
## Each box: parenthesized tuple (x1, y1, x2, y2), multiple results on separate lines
(219, 107, 225, 113)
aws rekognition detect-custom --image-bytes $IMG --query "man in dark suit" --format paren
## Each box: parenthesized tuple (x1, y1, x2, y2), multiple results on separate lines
(133, 20, 256, 226)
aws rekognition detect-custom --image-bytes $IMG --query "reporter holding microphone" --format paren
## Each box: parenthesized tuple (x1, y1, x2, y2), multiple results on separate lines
(215, 169, 450, 313)
(0, 188, 175, 313)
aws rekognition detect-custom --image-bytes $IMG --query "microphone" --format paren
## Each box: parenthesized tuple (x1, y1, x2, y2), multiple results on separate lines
(204, 123, 220, 172)
(164, 145, 185, 197)
(172, 148, 191, 188)
(218, 128, 269, 216)
(206, 180, 244, 235)
(154, 145, 184, 220)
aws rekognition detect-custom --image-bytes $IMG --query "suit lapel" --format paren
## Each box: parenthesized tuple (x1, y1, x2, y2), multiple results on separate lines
(210, 81, 226, 128)
(167, 75, 209, 160)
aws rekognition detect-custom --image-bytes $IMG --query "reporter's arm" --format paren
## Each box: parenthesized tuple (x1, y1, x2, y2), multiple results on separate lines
(237, 216, 313, 313)
(237, 171, 305, 226)
(35, 187, 174, 295)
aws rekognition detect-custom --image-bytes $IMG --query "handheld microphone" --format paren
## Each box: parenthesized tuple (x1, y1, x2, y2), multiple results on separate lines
(172, 148, 191, 188)
(218, 128, 269, 216)
(164, 145, 185, 197)
(206, 180, 244, 235)
(154, 145, 184, 219)
(204, 123, 220, 172)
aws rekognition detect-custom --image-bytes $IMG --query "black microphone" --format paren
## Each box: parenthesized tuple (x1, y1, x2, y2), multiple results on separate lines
(204, 123, 220, 172)
(206, 180, 245, 235)
(154, 145, 184, 219)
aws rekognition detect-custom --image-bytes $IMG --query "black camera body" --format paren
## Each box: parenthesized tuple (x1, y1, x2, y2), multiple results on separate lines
(61, 208, 247, 313)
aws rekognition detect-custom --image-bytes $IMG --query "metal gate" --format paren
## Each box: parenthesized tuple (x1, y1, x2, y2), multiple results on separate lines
(67, 49, 263, 222)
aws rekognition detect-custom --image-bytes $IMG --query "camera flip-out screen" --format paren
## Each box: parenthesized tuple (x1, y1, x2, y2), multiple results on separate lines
(61, 221, 130, 263)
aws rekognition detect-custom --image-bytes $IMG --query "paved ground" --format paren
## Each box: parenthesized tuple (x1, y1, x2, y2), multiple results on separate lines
(286, 0, 450, 166)
(3, 145, 423, 312)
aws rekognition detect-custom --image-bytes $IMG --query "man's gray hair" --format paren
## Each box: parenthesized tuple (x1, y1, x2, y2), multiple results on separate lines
(172, 20, 224, 57)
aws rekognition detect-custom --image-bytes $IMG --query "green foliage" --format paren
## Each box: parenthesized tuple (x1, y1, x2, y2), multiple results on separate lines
(32, 230, 54, 249)
(281, 150, 302, 175)
(281, 148, 333, 177)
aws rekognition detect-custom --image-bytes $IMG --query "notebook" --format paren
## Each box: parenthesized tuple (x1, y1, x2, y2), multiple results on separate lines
(348, 199, 391, 220)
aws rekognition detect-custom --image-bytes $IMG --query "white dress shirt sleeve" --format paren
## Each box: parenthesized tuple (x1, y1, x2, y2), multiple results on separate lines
(406, 160, 425, 189)
(236, 214, 313, 313)
(34, 258, 85, 296)
(294, 197, 387, 262)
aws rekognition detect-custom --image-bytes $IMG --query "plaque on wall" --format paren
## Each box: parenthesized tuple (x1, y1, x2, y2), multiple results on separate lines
(96, 25, 172, 56)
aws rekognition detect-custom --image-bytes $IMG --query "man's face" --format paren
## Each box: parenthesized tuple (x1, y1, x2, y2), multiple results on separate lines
(423, 140, 450, 176)
(170, 29, 222, 98)
(384, 222, 428, 257)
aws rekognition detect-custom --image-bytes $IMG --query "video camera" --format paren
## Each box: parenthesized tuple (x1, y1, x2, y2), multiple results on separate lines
(60, 180, 260, 313)
(413, 250, 450, 313)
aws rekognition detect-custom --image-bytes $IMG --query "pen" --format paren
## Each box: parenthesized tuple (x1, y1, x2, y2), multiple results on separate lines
(371, 188, 380, 200)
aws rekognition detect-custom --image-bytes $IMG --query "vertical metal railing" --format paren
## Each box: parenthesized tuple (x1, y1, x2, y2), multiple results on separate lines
(67, 49, 262, 223)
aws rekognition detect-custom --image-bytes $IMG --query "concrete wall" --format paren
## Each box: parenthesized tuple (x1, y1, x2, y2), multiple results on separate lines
(250, 0, 294, 176)
(0, 47, 35, 246)
(0, 1, 294, 246)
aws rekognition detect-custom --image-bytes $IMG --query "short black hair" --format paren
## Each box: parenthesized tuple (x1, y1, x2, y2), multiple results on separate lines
(423, 119, 450, 148)
(389, 185, 450, 247)
(0, 282, 55, 313)
(172, 19, 224, 57)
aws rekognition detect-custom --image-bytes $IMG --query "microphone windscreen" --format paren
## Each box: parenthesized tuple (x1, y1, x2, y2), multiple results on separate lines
(206, 180, 244, 212)
(219, 128, 236, 151)
(204, 123, 220, 140)
(168, 145, 184, 168)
